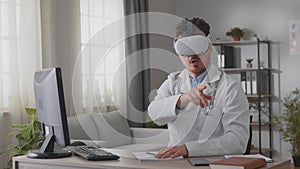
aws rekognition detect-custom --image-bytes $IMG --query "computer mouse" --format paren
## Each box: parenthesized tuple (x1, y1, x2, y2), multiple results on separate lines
(70, 141, 86, 146)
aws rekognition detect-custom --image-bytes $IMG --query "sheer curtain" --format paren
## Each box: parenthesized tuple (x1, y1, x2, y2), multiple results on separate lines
(0, 0, 42, 165)
(78, 0, 125, 114)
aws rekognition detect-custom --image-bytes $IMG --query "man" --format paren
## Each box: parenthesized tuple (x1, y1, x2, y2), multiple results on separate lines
(148, 18, 249, 158)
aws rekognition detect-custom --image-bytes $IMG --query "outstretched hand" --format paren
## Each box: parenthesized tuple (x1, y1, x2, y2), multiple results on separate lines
(155, 145, 188, 159)
(177, 85, 213, 109)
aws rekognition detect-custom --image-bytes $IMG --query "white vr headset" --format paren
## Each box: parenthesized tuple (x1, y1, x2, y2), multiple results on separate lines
(174, 35, 210, 56)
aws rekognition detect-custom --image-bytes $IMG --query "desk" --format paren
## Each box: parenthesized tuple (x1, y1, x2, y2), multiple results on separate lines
(13, 155, 291, 169)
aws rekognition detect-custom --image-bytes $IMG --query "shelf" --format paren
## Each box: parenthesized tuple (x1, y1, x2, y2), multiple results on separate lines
(215, 39, 273, 158)
(251, 121, 272, 126)
(221, 68, 273, 72)
(250, 147, 273, 155)
(246, 94, 272, 98)
(213, 39, 271, 46)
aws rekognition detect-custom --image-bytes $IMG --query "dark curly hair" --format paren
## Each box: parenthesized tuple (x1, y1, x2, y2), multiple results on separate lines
(175, 18, 210, 39)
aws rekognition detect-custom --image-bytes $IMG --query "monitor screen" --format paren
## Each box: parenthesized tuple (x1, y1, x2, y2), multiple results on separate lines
(27, 67, 72, 159)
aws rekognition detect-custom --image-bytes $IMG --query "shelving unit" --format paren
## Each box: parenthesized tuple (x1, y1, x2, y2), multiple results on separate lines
(213, 39, 273, 158)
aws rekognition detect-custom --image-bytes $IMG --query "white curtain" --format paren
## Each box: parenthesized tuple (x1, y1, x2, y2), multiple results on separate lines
(77, 0, 126, 114)
(0, 0, 42, 119)
(0, 0, 42, 165)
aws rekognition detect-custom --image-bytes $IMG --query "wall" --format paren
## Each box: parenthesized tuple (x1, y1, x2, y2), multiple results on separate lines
(175, 0, 300, 98)
(148, 0, 300, 158)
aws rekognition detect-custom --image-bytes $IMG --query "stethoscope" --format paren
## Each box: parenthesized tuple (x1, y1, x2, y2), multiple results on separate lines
(203, 71, 224, 116)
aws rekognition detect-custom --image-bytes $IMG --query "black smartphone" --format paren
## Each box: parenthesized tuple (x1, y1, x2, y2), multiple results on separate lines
(188, 158, 210, 166)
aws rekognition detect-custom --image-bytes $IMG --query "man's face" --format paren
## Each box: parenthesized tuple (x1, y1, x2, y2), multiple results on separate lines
(179, 44, 211, 77)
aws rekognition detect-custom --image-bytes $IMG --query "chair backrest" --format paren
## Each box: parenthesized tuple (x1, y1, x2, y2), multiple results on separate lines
(68, 113, 100, 140)
(244, 115, 253, 155)
(68, 111, 132, 147)
(91, 111, 132, 147)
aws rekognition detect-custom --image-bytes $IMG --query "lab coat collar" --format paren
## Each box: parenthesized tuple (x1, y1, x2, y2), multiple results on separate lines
(202, 64, 222, 85)
(178, 64, 222, 90)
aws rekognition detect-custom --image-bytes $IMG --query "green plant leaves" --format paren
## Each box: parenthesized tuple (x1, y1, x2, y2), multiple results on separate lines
(5, 108, 44, 169)
(273, 88, 300, 157)
(25, 108, 36, 116)
(226, 27, 245, 38)
(246, 58, 254, 64)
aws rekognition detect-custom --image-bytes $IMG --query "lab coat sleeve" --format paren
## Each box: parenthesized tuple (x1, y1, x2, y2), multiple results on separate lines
(148, 78, 181, 126)
(185, 79, 250, 157)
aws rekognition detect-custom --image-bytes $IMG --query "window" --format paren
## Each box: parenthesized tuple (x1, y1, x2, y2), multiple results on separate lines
(1, 0, 41, 112)
(0, 0, 21, 109)
(80, 0, 125, 112)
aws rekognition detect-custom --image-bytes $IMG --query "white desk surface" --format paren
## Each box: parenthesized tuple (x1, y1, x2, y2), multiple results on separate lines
(13, 152, 291, 169)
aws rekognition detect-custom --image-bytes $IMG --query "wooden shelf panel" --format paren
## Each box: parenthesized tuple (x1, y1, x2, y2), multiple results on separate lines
(250, 147, 273, 155)
(222, 68, 273, 72)
(213, 40, 271, 45)
(251, 121, 272, 126)
(246, 94, 272, 98)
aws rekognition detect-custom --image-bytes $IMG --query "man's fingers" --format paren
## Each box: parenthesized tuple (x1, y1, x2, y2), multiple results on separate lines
(156, 145, 188, 159)
(203, 94, 213, 100)
(184, 85, 215, 107)
(197, 85, 207, 91)
(156, 147, 172, 158)
(158, 148, 177, 158)
(170, 151, 180, 158)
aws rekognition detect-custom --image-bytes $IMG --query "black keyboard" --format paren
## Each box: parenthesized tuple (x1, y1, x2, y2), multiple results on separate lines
(67, 145, 120, 161)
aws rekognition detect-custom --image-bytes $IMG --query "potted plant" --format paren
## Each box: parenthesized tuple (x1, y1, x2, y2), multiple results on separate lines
(246, 58, 254, 68)
(273, 88, 300, 167)
(5, 108, 44, 169)
(226, 27, 245, 41)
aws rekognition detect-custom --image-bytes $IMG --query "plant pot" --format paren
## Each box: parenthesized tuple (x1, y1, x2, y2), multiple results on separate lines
(293, 156, 300, 167)
(234, 37, 241, 41)
(246, 63, 253, 68)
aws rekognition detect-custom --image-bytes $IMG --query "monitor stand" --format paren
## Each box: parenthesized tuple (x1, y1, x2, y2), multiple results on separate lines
(26, 134, 72, 159)
(27, 149, 72, 159)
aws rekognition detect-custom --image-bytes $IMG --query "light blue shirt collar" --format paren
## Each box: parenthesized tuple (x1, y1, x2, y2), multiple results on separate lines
(190, 70, 208, 88)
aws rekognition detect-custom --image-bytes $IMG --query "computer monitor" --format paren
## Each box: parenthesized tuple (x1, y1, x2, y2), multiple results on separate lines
(27, 67, 72, 159)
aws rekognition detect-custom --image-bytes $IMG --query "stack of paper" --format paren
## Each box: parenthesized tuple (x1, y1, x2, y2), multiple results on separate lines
(132, 151, 183, 161)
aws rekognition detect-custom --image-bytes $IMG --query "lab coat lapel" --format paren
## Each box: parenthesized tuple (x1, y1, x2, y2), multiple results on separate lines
(178, 69, 191, 94)
(177, 69, 201, 127)
(177, 66, 224, 141)
(198, 65, 223, 141)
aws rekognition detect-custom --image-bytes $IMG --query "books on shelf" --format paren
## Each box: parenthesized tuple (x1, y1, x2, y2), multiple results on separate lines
(217, 46, 241, 68)
(209, 157, 266, 169)
(241, 71, 257, 95)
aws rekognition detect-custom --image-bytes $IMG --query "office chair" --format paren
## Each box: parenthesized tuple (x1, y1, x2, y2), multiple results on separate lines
(244, 115, 253, 155)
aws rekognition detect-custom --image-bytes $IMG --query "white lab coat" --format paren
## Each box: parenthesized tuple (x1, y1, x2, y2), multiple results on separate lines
(148, 65, 249, 157)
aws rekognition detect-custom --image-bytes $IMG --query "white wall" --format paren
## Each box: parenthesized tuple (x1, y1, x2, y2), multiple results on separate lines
(149, 0, 300, 158)
(175, 0, 300, 97)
